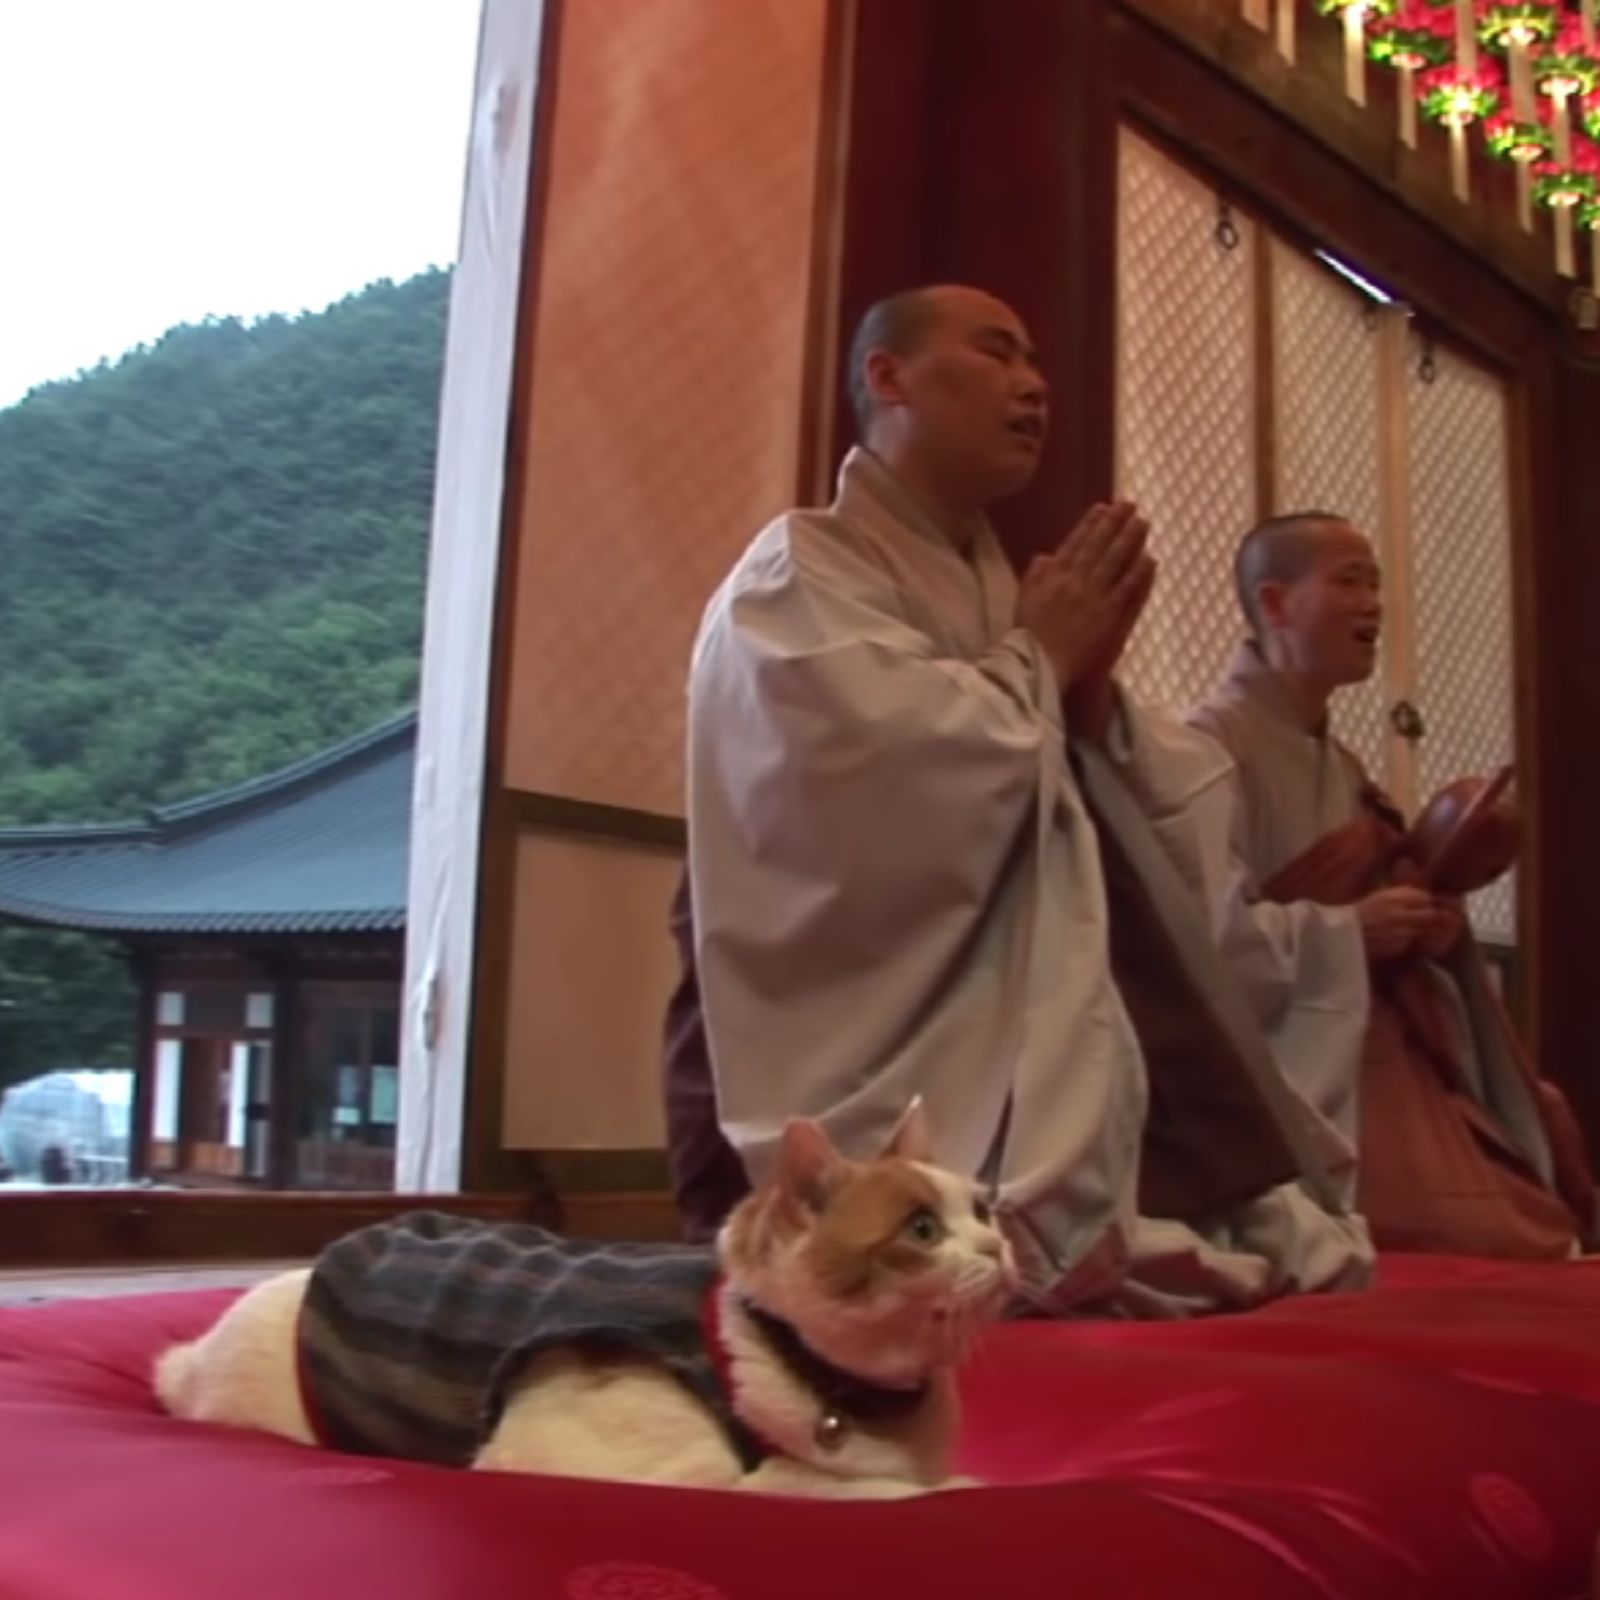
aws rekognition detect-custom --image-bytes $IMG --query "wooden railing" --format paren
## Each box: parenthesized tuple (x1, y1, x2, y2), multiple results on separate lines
(0, 1184, 681, 1268)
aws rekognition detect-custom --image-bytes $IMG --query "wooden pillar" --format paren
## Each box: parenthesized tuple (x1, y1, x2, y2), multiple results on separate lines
(1528, 351, 1600, 1164)
(267, 953, 300, 1191)
(931, 0, 1118, 560)
(126, 946, 156, 1182)
(829, 0, 940, 466)
(830, 0, 1117, 562)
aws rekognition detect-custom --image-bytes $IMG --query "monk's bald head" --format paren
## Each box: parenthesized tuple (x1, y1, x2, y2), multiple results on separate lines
(1235, 511, 1350, 635)
(848, 287, 961, 434)
(845, 286, 1047, 512)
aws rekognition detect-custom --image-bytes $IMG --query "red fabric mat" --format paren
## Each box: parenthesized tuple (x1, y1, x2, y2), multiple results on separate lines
(2, 1256, 1597, 1600)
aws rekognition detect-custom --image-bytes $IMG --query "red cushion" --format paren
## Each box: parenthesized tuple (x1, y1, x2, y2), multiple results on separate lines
(2, 1256, 1599, 1600)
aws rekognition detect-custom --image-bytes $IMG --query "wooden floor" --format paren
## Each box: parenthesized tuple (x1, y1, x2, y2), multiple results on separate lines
(0, 1260, 304, 1308)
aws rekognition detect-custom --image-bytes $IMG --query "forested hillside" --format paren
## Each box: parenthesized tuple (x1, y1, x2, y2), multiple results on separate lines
(0, 268, 449, 1083)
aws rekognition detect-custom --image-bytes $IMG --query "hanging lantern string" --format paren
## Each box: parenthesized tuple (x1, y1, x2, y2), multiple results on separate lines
(1457, 0, 1479, 77)
(1347, 5, 1370, 101)
(1277, 0, 1299, 62)
(1478, 6, 1562, 121)
(1479, 6, 1577, 269)
(1552, 83, 1575, 161)
(1421, 60, 1505, 201)
(1535, 140, 1600, 277)
(1488, 113, 1552, 228)
(1318, 2, 1397, 105)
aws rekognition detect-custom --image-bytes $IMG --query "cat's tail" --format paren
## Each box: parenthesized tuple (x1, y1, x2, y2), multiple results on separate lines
(153, 1338, 202, 1417)
(149, 1268, 317, 1442)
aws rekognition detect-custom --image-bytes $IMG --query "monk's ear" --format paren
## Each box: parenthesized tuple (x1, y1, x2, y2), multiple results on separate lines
(776, 1119, 846, 1214)
(880, 1097, 934, 1164)
(1255, 579, 1291, 633)
(863, 345, 909, 411)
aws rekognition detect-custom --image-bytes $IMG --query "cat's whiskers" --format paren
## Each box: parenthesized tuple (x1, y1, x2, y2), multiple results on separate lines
(922, 1271, 995, 1369)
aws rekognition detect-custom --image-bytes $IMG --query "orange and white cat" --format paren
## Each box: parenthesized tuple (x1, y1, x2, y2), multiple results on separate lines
(156, 1103, 1015, 1497)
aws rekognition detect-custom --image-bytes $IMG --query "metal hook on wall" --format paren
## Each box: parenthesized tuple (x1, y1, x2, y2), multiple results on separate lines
(1214, 198, 1242, 253)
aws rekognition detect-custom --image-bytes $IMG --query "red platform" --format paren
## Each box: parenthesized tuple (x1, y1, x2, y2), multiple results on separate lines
(2, 1255, 1597, 1600)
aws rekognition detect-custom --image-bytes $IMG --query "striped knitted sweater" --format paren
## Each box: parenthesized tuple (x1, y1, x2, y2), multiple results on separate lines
(296, 1210, 760, 1468)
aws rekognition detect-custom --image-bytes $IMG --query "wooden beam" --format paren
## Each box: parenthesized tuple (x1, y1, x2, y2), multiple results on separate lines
(0, 1191, 551, 1269)
(510, 791, 686, 851)
(557, 1189, 680, 1243)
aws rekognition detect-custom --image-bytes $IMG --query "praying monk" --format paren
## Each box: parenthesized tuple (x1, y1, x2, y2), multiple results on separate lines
(664, 286, 1372, 1315)
(1189, 512, 1596, 1258)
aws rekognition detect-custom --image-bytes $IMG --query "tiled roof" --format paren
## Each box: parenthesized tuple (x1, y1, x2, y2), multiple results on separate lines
(0, 714, 415, 936)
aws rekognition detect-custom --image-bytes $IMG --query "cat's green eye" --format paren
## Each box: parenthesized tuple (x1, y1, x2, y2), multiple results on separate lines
(905, 1208, 945, 1246)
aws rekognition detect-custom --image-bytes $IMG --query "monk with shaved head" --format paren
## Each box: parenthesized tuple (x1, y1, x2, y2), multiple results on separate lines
(662, 286, 1373, 1317)
(1190, 512, 1595, 1257)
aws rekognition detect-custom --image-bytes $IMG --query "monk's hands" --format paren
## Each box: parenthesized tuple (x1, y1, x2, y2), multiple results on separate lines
(1356, 885, 1441, 962)
(1017, 501, 1155, 701)
(1416, 895, 1467, 960)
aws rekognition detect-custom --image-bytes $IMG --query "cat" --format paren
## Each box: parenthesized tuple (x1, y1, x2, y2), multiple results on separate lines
(154, 1101, 1016, 1497)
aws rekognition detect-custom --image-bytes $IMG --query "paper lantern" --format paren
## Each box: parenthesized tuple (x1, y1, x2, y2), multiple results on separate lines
(1370, 1, 1457, 144)
(1533, 17, 1600, 166)
(1319, 0, 1399, 103)
(1485, 112, 1554, 227)
(1421, 60, 1506, 197)
(1534, 138, 1600, 274)
(1478, 3, 1562, 120)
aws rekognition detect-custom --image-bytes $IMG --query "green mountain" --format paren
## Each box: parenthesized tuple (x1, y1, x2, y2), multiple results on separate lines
(0, 268, 450, 1087)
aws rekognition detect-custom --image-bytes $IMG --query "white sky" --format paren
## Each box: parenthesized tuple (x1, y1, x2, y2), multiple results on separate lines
(0, 1, 482, 408)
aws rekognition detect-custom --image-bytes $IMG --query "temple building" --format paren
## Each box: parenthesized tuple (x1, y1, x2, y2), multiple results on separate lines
(0, 713, 413, 1189)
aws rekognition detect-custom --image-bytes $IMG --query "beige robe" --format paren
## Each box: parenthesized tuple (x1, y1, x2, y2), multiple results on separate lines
(688, 452, 1371, 1314)
(1190, 640, 1579, 1254)
(1183, 647, 1372, 1201)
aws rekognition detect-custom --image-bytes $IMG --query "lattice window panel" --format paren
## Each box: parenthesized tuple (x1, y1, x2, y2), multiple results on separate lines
(1408, 338, 1518, 943)
(1115, 129, 1257, 710)
(1271, 242, 1391, 780)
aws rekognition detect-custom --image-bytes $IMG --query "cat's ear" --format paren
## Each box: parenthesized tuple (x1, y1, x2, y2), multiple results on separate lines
(776, 1118, 845, 1213)
(880, 1097, 934, 1164)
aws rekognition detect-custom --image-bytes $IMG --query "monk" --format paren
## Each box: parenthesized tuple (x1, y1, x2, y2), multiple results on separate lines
(1189, 511, 1596, 1258)
(665, 286, 1372, 1315)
